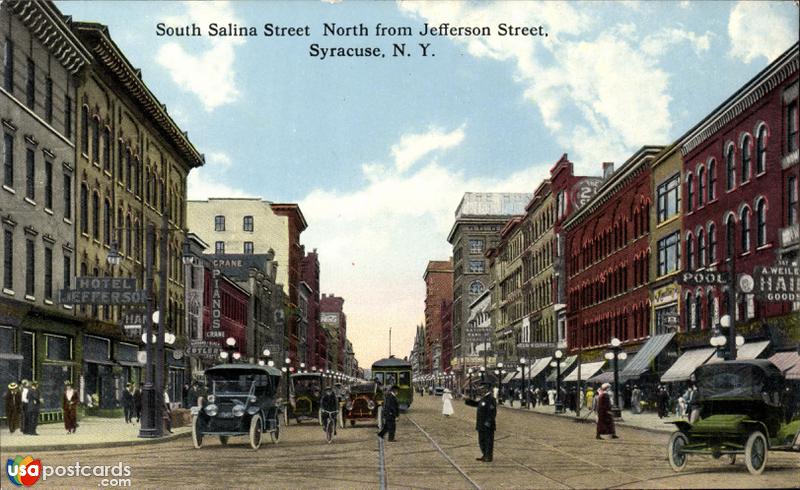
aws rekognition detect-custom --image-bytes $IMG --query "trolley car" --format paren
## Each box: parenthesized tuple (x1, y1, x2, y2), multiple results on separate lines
(372, 356, 413, 411)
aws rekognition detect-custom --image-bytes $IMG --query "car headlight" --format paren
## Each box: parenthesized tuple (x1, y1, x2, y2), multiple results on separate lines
(207, 395, 215, 403)
(247, 406, 259, 415)
(233, 404, 245, 417)
(367, 400, 375, 410)
(205, 404, 218, 417)
(249, 395, 257, 403)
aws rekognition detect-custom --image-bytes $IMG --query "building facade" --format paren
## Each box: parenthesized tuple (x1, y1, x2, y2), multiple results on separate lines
(423, 259, 453, 373)
(300, 247, 321, 368)
(320, 293, 346, 371)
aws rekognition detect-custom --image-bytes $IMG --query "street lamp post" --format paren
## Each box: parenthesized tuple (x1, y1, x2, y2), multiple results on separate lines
(551, 350, 563, 413)
(479, 366, 486, 383)
(710, 322, 744, 359)
(283, 357, 291, 408)
(520, 358, 527, 408)
(604, 338, 628, 418)
(467, 368, 474, 398)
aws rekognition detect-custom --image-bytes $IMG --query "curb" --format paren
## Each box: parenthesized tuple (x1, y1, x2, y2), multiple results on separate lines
(498, 404, 673, 435)
(1, 430, 191, 453)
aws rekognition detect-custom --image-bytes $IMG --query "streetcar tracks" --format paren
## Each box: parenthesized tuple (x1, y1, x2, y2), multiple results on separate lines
(378, 435, 387, 490)
(406, 416, 482, 490)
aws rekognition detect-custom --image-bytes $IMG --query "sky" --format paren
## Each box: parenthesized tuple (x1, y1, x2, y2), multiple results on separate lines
(57, 0, 799, 367)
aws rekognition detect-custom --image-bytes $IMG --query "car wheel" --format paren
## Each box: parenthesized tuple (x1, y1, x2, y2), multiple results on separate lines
(744, 431, 768, 475)
(219, 436, 229, 446)
(376, 406, 384, 430)
(250, 414, 262, 450)
(667, 432, 688, 472)
(191, 416, 203, 449)
(270, 416, 280, 444)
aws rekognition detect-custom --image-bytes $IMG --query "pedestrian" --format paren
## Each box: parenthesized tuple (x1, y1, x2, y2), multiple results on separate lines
(186, 382, 199, 408)
(547, 387, 555, 406)
(62, 381, 79, 434)
(377, 385, 400, 441)
(163, 388, 173, 434)
(631, 385, 642, 414)
(596, 383, 618, 440)
(4, 382, 22, 433)
(133, 384, 142, 422)
(121, 382, 134, 423)
(19, 380, 29, 434)
(658, 385, 670, 418)
(25, 381, 41, 435)
(687, 385, 700, 423)
(465, 382, 496, 462)
(442, 388, 454, 416)
(585, 386, 595, 412)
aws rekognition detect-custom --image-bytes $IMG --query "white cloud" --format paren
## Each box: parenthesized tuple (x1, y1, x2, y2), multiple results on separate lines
(301, 126, 547, 365)
(156, 1, 242, 110)
(641, 27, 713, 57)
(391, 125, 465, 173)
(187, 151, 252, 199)
(728, 1, 796, 64)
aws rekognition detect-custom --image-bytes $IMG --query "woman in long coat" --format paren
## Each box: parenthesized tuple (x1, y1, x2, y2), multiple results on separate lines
(596, 383, 618, 439)
(442, 388, 454, 416)
(62, 381, 79, 434)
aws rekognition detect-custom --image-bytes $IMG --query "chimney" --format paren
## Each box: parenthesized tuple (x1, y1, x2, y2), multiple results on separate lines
(602, 162, 614, 179)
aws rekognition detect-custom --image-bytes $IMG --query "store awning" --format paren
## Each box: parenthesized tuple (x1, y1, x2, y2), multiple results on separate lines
(588, 371, 615, 384)
(547, 355, 577, 382)
(619, 333, 675, 382)
(512, 357, 551, 380)
(786, 362, 800, 380)
(660, 347, 715, 383)
(117, 360, 143, 367)
(503, 371, 516, 384)
(769, 351, 800, 374)
(706, 340, 770, 364)
(564, 361, 605, 382)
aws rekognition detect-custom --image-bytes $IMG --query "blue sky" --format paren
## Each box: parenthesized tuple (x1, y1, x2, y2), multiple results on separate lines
(58, 1, 799, 366)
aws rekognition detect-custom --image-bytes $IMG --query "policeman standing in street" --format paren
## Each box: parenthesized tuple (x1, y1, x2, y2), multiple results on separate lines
(465, 381, 497, 462)
(377, 385, 400, 441)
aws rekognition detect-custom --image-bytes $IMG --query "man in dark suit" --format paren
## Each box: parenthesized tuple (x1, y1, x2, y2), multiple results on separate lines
(377, 385, 400, 441)
(121, 383, 134, 423)
(465, 382, 497, 462)
(24, 381, 41, 435)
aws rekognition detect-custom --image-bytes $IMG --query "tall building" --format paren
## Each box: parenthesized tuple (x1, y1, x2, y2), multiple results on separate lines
(448, 192, 531, 372)
(1, 0, 90, 415)
(409, 324, 426, 377)
(186, 198, 307, 359)
(300, 247, 321, 368)
(320, 293, 346, 371)
(423, 259, 453, 373)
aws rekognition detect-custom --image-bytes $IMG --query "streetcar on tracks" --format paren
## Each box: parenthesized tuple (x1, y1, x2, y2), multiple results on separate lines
(191, 363, 282, 450)
(343, 382, 383, 428)
(371, 356, 413, 411)
(667, 359, 800, 475)
(289, 371, 324, 424)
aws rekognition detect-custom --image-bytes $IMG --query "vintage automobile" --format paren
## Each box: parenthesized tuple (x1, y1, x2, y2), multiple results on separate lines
(667, 359, 800, 475)
(343, 382, 383, 428)
(288, 372, 323, 424)
(192, 363, 283, 450)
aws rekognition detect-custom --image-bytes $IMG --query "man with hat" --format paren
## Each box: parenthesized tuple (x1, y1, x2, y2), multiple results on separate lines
(121, 382, 135, 423)
(4, 382, 22, 433)
(377, 385, 400, 442)
(465, 382, 497, 462)
(24, 381, 41, 435)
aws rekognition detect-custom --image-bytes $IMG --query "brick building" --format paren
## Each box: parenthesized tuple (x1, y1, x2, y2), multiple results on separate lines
(300, 247, 321, 367)
(423, 259, 453, 373)
(320, 293, 346, 371)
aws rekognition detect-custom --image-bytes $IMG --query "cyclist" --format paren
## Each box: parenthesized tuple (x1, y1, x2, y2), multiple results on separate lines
(320, 386, 339, 437)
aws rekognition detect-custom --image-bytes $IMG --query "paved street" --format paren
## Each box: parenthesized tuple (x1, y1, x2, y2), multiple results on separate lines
(3, 395, 798, 489)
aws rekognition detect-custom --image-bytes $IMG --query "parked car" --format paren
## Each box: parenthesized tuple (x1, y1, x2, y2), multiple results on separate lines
(191, 363, 283, 450)
(667, 360, 800, 475)
(343, 382, 382, 428)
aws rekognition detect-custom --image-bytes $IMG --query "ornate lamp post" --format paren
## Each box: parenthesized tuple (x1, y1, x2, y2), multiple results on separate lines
(604, 338, 628, 417)
(519, 357, 528, 408)
(550, 349, 563, 413)
(224, 337, 237, 361)
(710, 321, 744, 359)
(467, 368, 474, 398)
(283, 357, 291, 409)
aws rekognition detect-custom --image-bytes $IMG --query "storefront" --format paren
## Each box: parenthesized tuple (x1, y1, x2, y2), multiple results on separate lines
(82, 335, 117, 409)
(166, 348, 186, 407)
(115, 341, 142, 385)
(41, 334, 75, 412)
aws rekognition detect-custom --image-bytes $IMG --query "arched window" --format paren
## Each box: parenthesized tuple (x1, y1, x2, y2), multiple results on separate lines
(726, 215, 735, 259)
(697, 230, 706, 267)
(134, 220, 141, 258)
(102, 128, 111, 172)
(103, 198, 111, 245)
(117, 140, 124, 180)
(697, 167, 705, 206)
(80, 184, 88, 234)
(741, 134, 751, 182)
(708, 159, 716, 201)
(756, 199, 767, 247)
(92, 191, 100, 240)
(740, 207, 751, 252)
(708, 223, 717, 263)
(125, 214, 132, 255)
(706, 293, 714, 330)
(695, 291, 703, 330)
(126, 151, 133, 190)
(687, 174, 694, 212)
(685, 292, 695, 331)
(80, 106, 89, 155)
(686, 233, 694, 270)
(469, 281, 484, 295)
(726, 145, 735, 191)
(91, 117, 99, 164)
(756, 125, 767, 174)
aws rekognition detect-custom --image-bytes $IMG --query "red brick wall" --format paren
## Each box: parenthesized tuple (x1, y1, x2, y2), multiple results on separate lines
(202, 268, 248, 354)
(424, 263, 453, 372)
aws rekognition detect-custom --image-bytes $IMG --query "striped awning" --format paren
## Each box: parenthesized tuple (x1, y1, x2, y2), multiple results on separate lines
(787, 363, 800, 380)
(619, 333, 675, 381)
(546, 355, 577, 382)
(512, 357, 552, 380)
(564, 361, 605, 382)
(706, 340, 770, 364)
(503, 371, 517, 384)
(660, 347, 715, 383)
(588, 371, 615, 384)
(769, 351, 800, 374)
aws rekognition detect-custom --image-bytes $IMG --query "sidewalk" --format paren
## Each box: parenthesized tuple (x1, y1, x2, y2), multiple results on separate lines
(0, 416, 190, 452)
(498, 399, 680, 433)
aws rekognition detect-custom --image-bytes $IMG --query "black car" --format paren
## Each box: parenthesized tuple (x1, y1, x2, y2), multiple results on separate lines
(192, 363, 283, 450)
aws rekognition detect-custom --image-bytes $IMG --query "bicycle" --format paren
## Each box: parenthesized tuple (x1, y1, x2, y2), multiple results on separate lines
(321, 409, 338, 443)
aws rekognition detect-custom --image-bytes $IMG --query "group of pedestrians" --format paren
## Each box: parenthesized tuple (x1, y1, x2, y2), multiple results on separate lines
(120, 382, 143, 424)
(3, 380, 41, 435)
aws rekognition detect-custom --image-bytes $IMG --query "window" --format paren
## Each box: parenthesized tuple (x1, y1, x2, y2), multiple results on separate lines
(44, 247, 52, 300)
(243, 216, 253, 232)
(3, 230, 12, 290)
(243, 241, 254, 254)
(102, 128, 111, 172)
(103, 199, 111, 246)
(726, 216, 735, 259)
(726, 145, 735, 191)
(469, 281, 484, 294)
(789, 176, 798, 226)
(756, 199, 767, 247)
(63, 174, 71, 219)
(556, 190, 566, 219)
(25, 58, 34, 109)
(214, 215, 225, 231)
(697, 167, 705, 206)
(468, 260, 484, 273)
(787, 102, 799, 153)
(91, 118, 99, 164)
(44, 160, 52, 209)
(685, 293, 694, 331)
(45, 78, 53, 124)
(686, 233, 694, 270)
(708, 223, 717, 263)
(686, 174, 694, 212)
(64, 95, 72, 139)
(80, 106, 88, 155)
(25, 148, 34, 199)
(3, 133, 12, 187)
(25, 239, 34, 296)
(708, 159, 716, 201)
(697, 231, 706, 267)
(740, 208, 751, 252)
(469, 239, 484, 254)
(3, 38, 12, 92)
(741, 135, 751, 182)
(707, 294, 714, 330)
(92, 192, 100, 240)
(657, 232, 680, 276)
(756, 125, 767, 174)
(215, 241, 225, 254)
(656, 173, 680, 222)
(695, 293, 702, 330)
(79, 184, 88, 234)
(63, 255, 71, 289)
(126, 151, 132, 190)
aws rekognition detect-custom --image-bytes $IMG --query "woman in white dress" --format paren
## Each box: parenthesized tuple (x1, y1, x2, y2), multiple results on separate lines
(442, 388, 454, 416)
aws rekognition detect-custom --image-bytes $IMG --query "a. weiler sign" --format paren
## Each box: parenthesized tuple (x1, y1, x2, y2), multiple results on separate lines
(754, 261, 800, 302)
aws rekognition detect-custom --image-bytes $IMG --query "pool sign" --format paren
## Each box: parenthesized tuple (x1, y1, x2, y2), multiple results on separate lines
(679, 271, 729, 286)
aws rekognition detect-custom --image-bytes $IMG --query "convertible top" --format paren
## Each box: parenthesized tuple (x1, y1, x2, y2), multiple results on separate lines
(695, 359, 784, 400)
(206, 363, 283, 378)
